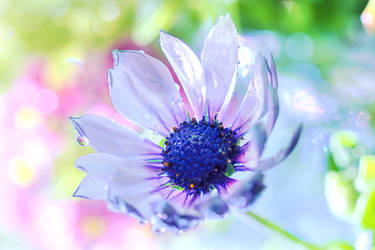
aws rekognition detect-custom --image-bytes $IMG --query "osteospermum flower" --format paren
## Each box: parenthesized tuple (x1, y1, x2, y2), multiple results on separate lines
(71, 14, 302, 233)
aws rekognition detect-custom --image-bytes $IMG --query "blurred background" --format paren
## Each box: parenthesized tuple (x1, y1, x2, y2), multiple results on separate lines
(1, 0, 375, 249)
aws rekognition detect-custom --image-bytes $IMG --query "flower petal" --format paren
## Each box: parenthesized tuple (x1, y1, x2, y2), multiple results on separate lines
(231, 54, 269, 133)
(201, 14, 238, 119)
(218, 42, 254, 127)
(107, 173, 169, 223)
(73, 175, 109, 199)
(239, 123, 268, 168)
(159, 30, 205, 118)
(75, 153, 156, 178)
(71, 114, 161, 157)
(73, 153, 158, 200)
(264, 54, 279, 135)
(194, 196, 229, 219)
(258, 124, 303, 171)
(150, 202, 201, 233)
(227, 173, 265, 210)
(109, 50, 186, 136)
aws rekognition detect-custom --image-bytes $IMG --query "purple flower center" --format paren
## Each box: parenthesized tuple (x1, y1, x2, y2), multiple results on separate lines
(161, 117, 240, 196)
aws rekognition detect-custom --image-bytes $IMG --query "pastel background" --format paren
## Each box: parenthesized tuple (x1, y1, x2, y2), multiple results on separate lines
(1, 0, 375, 249)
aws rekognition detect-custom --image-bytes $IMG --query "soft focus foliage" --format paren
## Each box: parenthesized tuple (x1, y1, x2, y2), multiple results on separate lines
(1, 0, 375, 249)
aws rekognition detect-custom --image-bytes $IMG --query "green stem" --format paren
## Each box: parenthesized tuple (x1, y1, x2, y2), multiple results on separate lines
(246, 211, 322, 250)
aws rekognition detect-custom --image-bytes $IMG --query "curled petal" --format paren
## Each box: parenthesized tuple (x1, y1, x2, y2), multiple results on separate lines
(107, 174, 169, 223)
(264, 54, 279, 135)
(70, 114, 161, 157)
(228, 173, 265, 210)
(194, 196, 230, 219)
(265, 54, 278, 91)
(160, 30, 205, 118)
(109, 50, 186, 136)
(258, 124, 303, 171)
(201, 14, 238, 119)
(239, 123, 268, 168)
(150, 202, 202, 233)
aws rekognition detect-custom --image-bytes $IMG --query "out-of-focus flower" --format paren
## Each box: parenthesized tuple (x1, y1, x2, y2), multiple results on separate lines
(71, 14, 302, 233)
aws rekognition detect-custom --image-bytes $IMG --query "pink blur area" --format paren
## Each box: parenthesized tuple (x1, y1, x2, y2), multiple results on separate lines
(0, 40, 163, 249)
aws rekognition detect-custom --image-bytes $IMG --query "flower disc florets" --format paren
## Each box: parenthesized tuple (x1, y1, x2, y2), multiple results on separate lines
(161, 117, 240, 196)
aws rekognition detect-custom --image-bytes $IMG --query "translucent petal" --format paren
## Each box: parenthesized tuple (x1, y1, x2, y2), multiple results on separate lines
(150, 202, 201, 233)
(219, 43, 254, 127)
(194, 196, 229, 219)
(73, 153, 158, 200)
(231, 55, 269, 133)
(264, 54, 279, 135)
(160, 31, 205, 118)
(70, 114, 161, 157)
(227, 173, 265, 210)
(258, 124, 303, 171)
(239, 124, 268, 168)
(73, 174, 109, 200)
(107, 173, 168, 223)
(75, 153, 156, 178)
(201, 14, 238, 119)
(109, 50, 185, 136)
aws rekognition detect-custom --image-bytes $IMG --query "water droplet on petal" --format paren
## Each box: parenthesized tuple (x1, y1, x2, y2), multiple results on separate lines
(75, 134, 89, 146)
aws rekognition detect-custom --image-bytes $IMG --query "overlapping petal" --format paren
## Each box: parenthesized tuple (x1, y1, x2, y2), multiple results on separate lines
(71, 114, 161, 157)
(239, 123, 268, 168)
(231, 54, 269, 134)
(264, 54, 279, 136)
(201, 14, 238, 119)
(71, 14, 303, 234)
(258, 124, 303, 171)
(109, 50, 186, 136)
(160, 31, 206, 119)
(218, 42, 255, 127)
(73, 153, 157, 199)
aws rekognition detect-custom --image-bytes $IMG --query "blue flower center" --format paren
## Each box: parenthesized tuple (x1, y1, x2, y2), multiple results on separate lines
(161, 117, 240, 196)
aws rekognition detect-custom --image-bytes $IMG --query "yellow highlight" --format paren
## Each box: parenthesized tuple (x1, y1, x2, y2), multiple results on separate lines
(81, 216, 106, 239)
(356, 155, 375, 191)
(15, 107, 41, 130)
(9, 157, 34, 186)
(362, 0, 375, 33)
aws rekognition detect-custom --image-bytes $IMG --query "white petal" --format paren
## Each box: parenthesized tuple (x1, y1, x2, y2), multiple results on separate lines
(71, 114, 161, 157)
(73, 153, 159, 200)
(109, 50, 186, 136)
(219, 41, 254, 127)
(160, 31, 205, 118)
(201, 14, 238, 119)
(231, 55, 269, 133)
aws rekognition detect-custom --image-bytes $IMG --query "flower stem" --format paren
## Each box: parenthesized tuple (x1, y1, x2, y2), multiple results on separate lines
(246, 211, 322, 250)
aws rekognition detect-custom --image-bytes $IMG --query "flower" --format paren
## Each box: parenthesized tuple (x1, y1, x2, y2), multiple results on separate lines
(70, 14, 302, 233)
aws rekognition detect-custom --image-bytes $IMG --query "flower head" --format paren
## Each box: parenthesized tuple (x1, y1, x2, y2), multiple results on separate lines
(71, 14, 302, 233)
